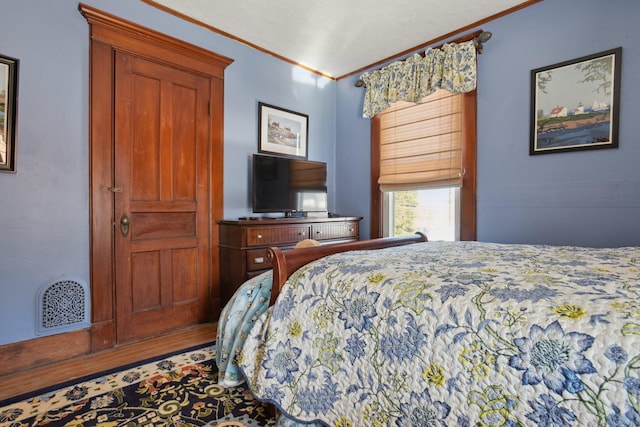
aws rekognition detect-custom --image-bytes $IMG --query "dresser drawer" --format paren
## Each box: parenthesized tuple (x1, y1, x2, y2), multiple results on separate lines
(246, 248, 271, 271)
(246, 225, 309, 246)
(311, 222, 359, 241)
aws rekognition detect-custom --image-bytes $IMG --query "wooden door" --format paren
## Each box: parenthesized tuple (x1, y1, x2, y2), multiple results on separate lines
(113, 52, 211, 343)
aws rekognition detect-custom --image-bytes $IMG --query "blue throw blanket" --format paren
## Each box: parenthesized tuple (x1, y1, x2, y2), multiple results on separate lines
(216, 271, 273, 387)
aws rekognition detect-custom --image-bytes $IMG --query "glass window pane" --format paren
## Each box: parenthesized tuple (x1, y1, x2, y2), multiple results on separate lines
(386, 187, 459, 241)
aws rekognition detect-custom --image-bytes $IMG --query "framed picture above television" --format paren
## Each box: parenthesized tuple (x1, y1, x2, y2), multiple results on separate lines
(530, 47, 621, 155)
(258, 102, 308, 159)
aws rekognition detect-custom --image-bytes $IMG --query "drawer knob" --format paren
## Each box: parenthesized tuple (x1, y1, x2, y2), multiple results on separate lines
(257, 234, 263, 239)
(254, 257, 264, 264)
(298, 232, 305, 236)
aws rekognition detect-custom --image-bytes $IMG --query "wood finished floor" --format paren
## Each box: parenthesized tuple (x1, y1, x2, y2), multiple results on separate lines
(0, 323, 217, 402)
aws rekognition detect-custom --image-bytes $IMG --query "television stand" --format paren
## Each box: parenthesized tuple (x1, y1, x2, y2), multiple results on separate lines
(217, 216, 362, 305)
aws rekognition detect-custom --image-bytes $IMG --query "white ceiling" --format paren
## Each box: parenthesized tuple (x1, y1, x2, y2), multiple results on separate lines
(149, 0, 534, 78)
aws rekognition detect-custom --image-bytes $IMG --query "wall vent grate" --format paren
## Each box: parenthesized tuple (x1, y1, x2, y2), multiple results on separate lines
(37, 278, 90, 336)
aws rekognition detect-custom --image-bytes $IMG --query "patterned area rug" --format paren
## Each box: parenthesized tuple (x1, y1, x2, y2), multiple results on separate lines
(0, 343, 275, 427)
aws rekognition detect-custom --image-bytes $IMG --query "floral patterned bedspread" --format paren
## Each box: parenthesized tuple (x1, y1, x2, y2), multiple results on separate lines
(239, 241, 640, 426)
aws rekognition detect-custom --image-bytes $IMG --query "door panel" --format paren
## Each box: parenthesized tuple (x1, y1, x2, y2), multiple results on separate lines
(172, 248, 198, 302)
(114, 51, 211, 343)
(132, 211, 197, 240)
(131, 251, 161, 311)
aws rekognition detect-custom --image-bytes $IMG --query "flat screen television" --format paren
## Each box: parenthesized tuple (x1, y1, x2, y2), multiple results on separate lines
(252, 154, 328, 217)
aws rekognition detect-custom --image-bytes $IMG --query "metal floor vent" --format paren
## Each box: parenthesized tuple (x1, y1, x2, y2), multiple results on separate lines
(37, 277, 90, 336)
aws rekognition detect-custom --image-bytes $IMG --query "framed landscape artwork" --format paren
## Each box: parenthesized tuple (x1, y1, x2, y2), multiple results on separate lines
(530, 47, 621, 155)
(258, 102, 308, 159)
(1, 53, 19, 172)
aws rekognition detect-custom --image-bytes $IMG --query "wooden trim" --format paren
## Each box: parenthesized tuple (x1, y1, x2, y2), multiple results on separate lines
(0, 329, 90, 377)
(138, 0, 334, 80)
(208, 76, 225, 319)
(337, 0, 543, 80)
(460, 90, 478, 241)
(79, 4, 233, 76)
(370, 115, 383, 239)
(140, 0, 541, 81)
(88, 40, 116, 351)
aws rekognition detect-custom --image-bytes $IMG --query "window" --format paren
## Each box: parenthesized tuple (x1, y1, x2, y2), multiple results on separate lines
(385, 187, 460, 241)
(371, 89, 476, 241)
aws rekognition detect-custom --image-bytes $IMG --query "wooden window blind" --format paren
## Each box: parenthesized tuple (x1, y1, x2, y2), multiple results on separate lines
(378, 89, 463, 191)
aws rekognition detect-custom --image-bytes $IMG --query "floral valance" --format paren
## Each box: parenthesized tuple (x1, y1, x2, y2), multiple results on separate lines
(360, 40, 477, 118)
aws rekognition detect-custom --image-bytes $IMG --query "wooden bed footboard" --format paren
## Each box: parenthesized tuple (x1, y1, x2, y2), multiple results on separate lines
(265, 232, 428, 305)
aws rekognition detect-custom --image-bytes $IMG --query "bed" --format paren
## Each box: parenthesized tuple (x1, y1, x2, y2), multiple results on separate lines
(225, 235, 640, 426)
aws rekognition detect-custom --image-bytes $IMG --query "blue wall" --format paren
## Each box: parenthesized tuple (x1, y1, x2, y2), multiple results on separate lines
(336, 0, 640, 246)
(1, 0, 639, 346)
(0, 0, 336, 345)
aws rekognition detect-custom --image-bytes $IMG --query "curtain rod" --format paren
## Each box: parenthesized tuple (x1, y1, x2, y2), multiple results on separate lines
(354, 30, 492, 88)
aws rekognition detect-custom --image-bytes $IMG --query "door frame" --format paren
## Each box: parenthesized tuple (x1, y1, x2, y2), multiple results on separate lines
(80, 4, 233, 351)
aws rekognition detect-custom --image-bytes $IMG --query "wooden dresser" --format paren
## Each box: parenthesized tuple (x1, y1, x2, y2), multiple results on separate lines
(217, 216, 362, 304)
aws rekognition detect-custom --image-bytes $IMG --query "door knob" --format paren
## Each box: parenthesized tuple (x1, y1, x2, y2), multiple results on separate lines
(120, 213, 130, 237)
